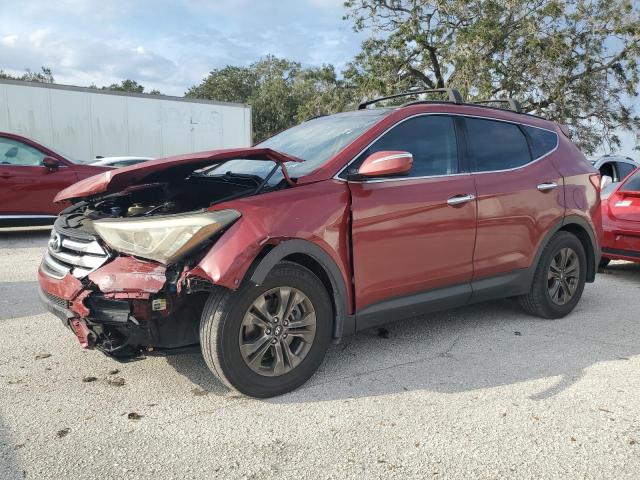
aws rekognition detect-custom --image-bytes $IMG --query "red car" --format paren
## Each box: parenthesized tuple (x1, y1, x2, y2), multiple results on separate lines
(38, 89, 602, 397)
(600, 167, 640, 266)
(0, 132, 110, 226)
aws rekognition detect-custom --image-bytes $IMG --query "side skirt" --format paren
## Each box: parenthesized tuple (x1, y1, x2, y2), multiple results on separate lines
(354, 268, 532, 332)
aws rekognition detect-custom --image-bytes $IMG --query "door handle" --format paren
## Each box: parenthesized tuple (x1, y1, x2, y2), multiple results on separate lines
(0, 173, 11, 179)
(447, 194, 475, 206)
(537, 182, 558, 192)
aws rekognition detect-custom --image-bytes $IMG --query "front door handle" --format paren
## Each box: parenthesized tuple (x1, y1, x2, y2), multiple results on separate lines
(447, 194, 475, 206)
(537, 182, 558, 192)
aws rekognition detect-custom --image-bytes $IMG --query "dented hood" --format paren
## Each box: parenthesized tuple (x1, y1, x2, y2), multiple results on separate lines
(54, 147, 302, 202)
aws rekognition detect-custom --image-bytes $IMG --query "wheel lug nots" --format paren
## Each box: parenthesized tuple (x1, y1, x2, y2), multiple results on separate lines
(271, 338, 277, 344)
(265, 329, 271, 335)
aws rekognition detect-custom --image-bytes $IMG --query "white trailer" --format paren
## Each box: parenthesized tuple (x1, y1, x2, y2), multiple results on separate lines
(0, 79, 252, 162)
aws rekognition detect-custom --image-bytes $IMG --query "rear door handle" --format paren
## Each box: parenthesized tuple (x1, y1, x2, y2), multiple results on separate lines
(447, 194, 475, 206)
(537, 182, 558, 192)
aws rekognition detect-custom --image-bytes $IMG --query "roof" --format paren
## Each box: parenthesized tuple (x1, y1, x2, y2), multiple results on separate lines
(0, 78, 250, 109)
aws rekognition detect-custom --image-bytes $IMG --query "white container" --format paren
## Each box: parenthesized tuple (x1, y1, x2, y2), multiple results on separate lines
(0, 79, 252, 162)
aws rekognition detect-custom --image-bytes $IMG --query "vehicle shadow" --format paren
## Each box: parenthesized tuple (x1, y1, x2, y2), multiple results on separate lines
(164, 352, 230, 396)
(0, 281, 44, 321)
(165, 276, 639, 404)
(0, 228, 51, 248)
(272, 290, 639, 403)
(0, 416, 24, 480)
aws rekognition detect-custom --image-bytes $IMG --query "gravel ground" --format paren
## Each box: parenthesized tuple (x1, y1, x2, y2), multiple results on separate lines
(1, 228, 639, 479)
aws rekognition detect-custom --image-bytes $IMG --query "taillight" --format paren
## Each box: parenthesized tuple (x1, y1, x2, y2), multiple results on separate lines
(589, 173, 601, 192)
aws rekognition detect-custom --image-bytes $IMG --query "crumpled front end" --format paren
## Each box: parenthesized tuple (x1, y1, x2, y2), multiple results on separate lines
(38, 216, 212, 357)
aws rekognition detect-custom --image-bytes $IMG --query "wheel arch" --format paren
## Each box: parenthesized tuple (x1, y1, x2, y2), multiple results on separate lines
(248, 239, 355, 340)
(535, 215, 599, 283)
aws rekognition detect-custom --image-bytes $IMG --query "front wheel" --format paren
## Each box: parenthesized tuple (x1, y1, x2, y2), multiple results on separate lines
(199, 261, 332, 398)
(518, 231, 587, 319)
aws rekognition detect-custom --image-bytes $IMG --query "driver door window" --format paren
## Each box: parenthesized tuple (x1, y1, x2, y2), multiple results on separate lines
(0, 138, 46, 166)
(351, 115, 459, 178)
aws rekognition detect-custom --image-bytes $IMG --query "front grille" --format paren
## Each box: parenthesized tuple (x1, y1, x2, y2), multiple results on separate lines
(42, 229, 110, 279)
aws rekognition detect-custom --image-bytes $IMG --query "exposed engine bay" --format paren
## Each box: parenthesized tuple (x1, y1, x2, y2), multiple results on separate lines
(65, 162, 288, 222)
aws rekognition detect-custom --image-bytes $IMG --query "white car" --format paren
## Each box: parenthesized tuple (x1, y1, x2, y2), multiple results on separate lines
(90, 156, 154, 168)
(590, 155, 638, 183)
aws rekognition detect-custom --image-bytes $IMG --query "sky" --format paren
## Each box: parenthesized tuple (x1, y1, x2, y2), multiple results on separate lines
(0, 0, 637, 156)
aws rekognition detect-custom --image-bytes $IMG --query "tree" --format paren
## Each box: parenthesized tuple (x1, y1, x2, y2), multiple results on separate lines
(0, 66, 54, 83)
(103, 79, 145, 93)
(343, 0, 640, 153)
(187, 56, 355, 142)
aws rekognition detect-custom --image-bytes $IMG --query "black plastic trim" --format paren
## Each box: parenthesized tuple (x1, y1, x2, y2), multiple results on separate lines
(355, 283, 472, 331)
(249, 239, 353, 338)
(603, 247, 640, 258)
(38, 288, 74, 324)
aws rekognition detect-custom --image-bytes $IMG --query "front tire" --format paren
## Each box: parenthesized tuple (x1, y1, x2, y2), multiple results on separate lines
(518, 231, 587, 319)
(199, 261, 332, 398)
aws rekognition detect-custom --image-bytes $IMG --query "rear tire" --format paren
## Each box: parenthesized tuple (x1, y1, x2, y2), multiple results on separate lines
(199, 261, 332, 398)
(518, 231, 587, 319)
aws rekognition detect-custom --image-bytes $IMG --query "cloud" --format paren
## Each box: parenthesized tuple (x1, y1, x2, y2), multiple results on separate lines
(0, 0, 365, 95)
(1, 34, 18, 46)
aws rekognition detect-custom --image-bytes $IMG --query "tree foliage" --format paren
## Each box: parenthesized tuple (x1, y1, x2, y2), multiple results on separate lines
(186, 55, 355, 142)
(102, 79, 161, 95)
(343, 0, 640, 153)
(0, 67, 55, 83)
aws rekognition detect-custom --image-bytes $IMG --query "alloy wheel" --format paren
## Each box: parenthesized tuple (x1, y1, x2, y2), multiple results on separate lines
(239, 287, 317, 377)
(547, 247, 580, 306)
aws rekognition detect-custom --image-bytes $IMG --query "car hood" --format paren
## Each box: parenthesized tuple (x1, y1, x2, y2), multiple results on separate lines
(54, 147, 302, 202)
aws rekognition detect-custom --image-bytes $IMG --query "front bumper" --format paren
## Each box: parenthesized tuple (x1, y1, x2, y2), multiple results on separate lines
(38, 254, 208, 357)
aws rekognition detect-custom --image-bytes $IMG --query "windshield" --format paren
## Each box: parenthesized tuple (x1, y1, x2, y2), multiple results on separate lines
(257, 109, 391, 177)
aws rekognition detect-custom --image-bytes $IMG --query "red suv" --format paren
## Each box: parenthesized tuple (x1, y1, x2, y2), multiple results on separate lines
(0, 132, 110, 226)
(38, 89, 602, 397)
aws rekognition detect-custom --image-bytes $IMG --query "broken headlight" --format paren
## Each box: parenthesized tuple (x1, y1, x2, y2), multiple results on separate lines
(93, 209, 240, 264)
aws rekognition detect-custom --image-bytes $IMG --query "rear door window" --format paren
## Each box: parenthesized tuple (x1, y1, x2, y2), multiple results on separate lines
(465, 118, 531, 172)
(522, 126, 558, 158)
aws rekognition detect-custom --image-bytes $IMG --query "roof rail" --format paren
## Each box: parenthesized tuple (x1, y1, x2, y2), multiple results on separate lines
(472, 98, 522, 113)
(357, 88, 463, 110)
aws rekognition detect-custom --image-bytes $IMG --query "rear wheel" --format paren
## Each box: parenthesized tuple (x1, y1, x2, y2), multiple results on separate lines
(199, 261, 332, 397)
(518, 231, 587, 319)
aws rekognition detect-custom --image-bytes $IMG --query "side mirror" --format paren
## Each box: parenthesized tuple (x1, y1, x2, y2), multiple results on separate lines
(42, 156, 60, 171)
(354, 150, 413, 179)
(600, 175, 613, 190)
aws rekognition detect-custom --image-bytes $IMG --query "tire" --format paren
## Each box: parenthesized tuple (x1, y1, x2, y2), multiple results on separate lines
(518, 231, 587, 319)
(599, 257, 611, 269)
(199, 261, 332, 398)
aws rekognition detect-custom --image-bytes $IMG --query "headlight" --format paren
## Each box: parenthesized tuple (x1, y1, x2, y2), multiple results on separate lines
(93, 209, 240, 264)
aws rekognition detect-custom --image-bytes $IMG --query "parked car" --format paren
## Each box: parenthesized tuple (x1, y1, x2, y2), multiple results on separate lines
(0, 132, 111, 226)
(591, 155, 638, 183)
(38, 89, 602, 397)
(600, 167, 640, 267)
(91, 156, 155, 168)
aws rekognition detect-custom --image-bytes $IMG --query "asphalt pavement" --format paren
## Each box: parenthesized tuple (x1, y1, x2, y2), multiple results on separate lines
(1, 228, 638, 479)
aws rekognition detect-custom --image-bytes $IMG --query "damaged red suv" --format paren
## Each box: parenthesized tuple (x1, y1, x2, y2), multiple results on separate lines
(39, 89, 602, 397)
